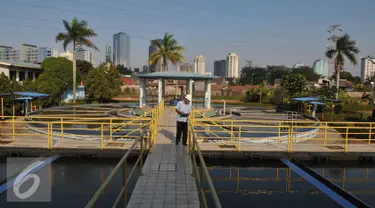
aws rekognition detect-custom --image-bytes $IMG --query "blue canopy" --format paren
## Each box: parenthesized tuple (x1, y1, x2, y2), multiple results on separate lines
(292, 97, 322, 102)
(15, 97, 33, 100)
(13, 92, 49, 98)
(311, 101, 325, 105)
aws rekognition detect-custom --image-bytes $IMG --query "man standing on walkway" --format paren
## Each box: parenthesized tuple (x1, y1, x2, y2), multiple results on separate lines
(175, 94, 192, 146)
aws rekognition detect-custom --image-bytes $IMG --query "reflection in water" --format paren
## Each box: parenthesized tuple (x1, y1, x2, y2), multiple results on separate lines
(205, 166, 375, 207)
(0, 158, 140, 208)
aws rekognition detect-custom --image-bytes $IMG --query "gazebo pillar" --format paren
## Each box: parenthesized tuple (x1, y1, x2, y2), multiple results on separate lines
(204, 80, 211, 109)
(139, 78, 147, 107)
(158, 78, 163, 104)
(187, 79, 193, 106)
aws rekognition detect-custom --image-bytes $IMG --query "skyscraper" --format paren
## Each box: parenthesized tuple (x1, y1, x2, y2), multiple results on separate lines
(76, 47, 94, 64)
(20, 44, 38, 63)
(105, 44, 112, 63)
(361, 56, 375, 82)
(226, 53, 239, 78)
(142, 65, 149, 73)
(37, 47, 52, 63)
(149, 39, 163, 72)
(313, 59, 329, 78)
(194, 55, 205, 74)
(113, 32, 130, 67)
(214, 60, 226, 77)
(180, 63, 193, 72)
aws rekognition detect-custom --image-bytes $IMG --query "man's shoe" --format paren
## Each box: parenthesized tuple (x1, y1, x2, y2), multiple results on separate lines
(182, 143, 187, 146)
(175, 142, 179, 145)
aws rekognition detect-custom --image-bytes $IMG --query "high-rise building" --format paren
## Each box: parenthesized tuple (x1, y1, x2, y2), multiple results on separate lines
(361, 56, 375, 82)
(76, 47, 86, 61)
(142, 65, 149, 73)
(20, 44, 38, 63)
(293, 62, 305, 68)
(226, 53, 239, 78)
(76, 47, 94, 65)
(59, 51, 73, 61)
(149, 39, 163, 72)
(214, 60, 226, 77)
(105, 44, 112, 63)
(0, 46, 20, 61)
(85, 51, 94, 65)
(52, 48, 59, 57)
(113, 32, 130, 67)
(38, 47, 52, 63)
(194, 55, 205, 74)
(180, 63, 193, 72)
(313, 59, 329, 78)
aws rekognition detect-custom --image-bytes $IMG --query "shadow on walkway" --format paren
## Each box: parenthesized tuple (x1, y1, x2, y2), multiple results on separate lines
(160, 129, 175, 142)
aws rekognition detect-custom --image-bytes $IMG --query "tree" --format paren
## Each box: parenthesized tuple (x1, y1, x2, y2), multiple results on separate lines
(85, 64, 122, 103)
(36, 57, 79, 106)
(148, 33, 184, 71)
(310, 86, 336, 100)
(56, 17, 98, 104)
(240, 67, 267, 85)
(282, 72, 307, 98)
(325, 34, 359, 100)
(332, 71, 361, 85)
(76, 60, 93, 79)
(0, 72, 12, 94)
(266, 65, 288, 84)
(292, 66, 321, 82)
(117, 65, 132, 75)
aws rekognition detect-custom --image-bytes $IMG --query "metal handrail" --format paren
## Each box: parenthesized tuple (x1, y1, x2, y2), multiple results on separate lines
(85, 134, 145, 208)
(85, 99, 164, 208)
(189, 122, 222, 208)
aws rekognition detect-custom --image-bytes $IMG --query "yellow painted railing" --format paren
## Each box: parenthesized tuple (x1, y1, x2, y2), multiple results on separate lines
(188, 118, 222, 208)
(85, 135, 145, 208)
(84, 99, 164, 208)
(0, 99, 165, 151)
(189, 117, 375, 153)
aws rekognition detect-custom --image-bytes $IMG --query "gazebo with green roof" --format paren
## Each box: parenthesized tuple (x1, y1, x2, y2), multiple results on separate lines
(136, 71, 215, 108)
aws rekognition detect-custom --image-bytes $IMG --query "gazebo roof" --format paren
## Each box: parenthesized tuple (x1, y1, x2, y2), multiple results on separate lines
(136, 71, 214, 80)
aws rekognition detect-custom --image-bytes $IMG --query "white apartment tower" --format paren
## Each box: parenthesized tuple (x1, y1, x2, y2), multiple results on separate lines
(361, 57, 375, 82)
(194, 55, 205, 74)
(226, 53, 239, 78)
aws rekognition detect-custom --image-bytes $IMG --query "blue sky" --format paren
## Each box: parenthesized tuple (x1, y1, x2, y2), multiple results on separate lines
(0, 0, 374, 76)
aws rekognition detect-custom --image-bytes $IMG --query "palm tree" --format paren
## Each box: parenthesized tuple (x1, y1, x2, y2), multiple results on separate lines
(148, 32, 185, 71)
(56, 18, 98, 104)
(325, 34, 359, 100)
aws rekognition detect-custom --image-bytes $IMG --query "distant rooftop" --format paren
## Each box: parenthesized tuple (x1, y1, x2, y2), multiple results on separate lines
(0, 45, 13, 49)
(22, 44, 37, 48)
(136, 71, 214, 80)
(363, 56, 375, 60)
(0, 59, 41, 69)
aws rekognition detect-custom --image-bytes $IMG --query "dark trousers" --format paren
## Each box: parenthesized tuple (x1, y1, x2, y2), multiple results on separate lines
(176, 121, 188, 144)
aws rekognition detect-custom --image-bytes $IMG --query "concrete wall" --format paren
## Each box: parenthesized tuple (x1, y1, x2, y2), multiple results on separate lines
(346, 92, 367, 98)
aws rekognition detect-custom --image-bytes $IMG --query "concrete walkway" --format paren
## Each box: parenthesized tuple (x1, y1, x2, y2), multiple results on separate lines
(127, 108, 199, 208)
